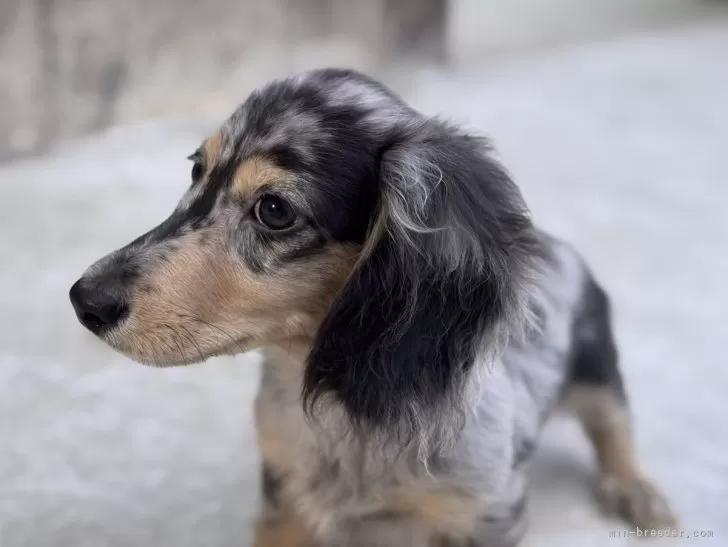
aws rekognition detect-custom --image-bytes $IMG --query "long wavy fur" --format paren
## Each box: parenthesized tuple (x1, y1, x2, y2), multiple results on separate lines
(303, 116, 540, 450)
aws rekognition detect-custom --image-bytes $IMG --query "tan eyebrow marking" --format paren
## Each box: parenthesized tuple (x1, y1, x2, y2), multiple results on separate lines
(232, 156, 288, 197)
(202, 132, 224, 171)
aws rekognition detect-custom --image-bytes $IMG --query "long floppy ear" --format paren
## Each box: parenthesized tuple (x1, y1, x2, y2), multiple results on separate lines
(303, 118, 538, 435)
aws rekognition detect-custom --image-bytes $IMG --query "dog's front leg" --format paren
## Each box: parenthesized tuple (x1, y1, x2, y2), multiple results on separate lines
(253, 465, 318, 547)
(253, 511, 316, 547)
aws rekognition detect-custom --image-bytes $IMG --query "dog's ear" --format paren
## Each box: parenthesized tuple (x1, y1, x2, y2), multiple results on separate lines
(303, 119, 538, 434)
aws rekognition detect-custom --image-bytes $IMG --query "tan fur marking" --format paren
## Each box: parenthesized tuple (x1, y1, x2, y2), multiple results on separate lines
(386, 486, 481, 537)
(232, 156, 288, 196)
(565, 385, 678, 529)
(202, 132, 223, 170)
(113, 226, 357, 366)
(254, 512, 316, 547)
(564, 386, 637, 478)
(256, 411, 298, 476)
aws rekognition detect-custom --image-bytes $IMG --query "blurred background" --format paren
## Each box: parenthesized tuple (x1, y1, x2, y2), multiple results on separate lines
(1, 1, 727, 546)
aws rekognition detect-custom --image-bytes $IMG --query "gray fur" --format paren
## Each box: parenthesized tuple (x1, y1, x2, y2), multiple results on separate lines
(255, 232, 589, 546)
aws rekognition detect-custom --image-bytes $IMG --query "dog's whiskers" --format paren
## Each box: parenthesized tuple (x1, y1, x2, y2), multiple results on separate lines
(167, 325, 189, 365)
(175, 324, 205, 363)
(165, 302, 248, 356)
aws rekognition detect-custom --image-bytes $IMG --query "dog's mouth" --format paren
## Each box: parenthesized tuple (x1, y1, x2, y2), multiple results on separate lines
(70, 279, 256, 366)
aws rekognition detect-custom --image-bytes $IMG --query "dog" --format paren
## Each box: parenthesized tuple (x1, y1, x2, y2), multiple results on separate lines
(69, 68, 676, 546)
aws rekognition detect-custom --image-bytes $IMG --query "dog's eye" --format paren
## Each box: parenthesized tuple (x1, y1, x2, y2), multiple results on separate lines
(254, 194, 296, 230)
(191, 162, 204, 182)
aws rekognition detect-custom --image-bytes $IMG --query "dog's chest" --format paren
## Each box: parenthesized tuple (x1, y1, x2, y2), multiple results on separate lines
(253, 357, 490, 539)
(255, 367, 407, 505)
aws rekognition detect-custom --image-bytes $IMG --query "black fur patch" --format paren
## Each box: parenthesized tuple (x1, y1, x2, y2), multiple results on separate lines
(303, 118, 538, 432)
(223, 72, 382, 245)
(512, 437, 536, 468)
(261, 465, 282, 508)
(570, 276, 626, 399)
(266, 144, 307, 172)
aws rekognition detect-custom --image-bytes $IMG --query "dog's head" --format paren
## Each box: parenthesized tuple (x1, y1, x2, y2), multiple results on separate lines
(70, 69, 537, 431)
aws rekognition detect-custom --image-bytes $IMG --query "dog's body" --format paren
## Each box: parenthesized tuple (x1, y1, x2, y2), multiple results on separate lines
(70, 69, 675, 546)
(253, 233, 653, 547)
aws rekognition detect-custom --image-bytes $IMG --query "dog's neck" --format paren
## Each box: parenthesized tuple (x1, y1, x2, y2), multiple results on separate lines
(260, 337, 314, 401)
(266, 335, 315, 368)
(260, 335, 485, 465)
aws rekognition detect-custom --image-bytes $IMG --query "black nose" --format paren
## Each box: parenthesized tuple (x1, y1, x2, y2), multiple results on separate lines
(69, 279, 127, 334)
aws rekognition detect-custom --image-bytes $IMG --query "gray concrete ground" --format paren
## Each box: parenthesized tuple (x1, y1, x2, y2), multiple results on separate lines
(1, 19, 727, 547)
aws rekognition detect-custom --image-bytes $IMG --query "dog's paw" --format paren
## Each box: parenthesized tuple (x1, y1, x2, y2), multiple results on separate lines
(597, 474, 678, 532)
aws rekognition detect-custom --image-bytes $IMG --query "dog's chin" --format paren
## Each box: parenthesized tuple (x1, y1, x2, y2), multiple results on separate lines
(131, 353, 206, 368)
(101, 331, 257, 367)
